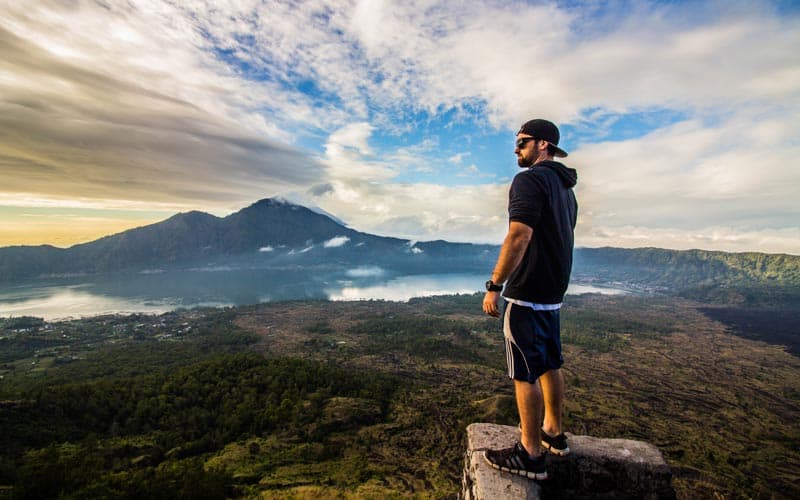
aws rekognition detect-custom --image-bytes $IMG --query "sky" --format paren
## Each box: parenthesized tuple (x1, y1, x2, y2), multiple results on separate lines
(1, 0, 798, 254)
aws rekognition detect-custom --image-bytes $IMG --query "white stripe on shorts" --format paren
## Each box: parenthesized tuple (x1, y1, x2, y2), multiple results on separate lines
(503, 303, 532, 379)
(503, 297, 562, 311)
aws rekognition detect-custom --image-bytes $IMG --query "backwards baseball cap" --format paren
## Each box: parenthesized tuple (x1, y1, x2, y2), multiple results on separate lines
(517, 119, 568, 158)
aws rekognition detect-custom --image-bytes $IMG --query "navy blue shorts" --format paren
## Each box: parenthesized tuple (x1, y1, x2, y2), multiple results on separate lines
(502, 302, 564, 383)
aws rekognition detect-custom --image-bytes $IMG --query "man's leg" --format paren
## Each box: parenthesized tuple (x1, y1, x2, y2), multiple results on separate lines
(484, 304, 549, 479)
(539, 368, 564, 436)
(539, 368, 570, 455)
(515, 379, 543, 457)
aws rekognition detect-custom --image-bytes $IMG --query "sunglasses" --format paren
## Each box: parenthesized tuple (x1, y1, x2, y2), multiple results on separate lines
(515, 137, 538, 149)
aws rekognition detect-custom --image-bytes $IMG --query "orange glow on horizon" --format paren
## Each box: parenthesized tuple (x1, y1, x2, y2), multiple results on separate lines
(0, 216, 162, 248)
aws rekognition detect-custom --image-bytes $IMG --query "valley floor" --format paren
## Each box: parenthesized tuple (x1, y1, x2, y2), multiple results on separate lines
(1, 293, 798, 498)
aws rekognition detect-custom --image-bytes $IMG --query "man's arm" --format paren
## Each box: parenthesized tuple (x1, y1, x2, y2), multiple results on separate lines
(482, 221, 533, 317)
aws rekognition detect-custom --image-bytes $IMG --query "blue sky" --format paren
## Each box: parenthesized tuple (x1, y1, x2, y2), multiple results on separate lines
(1, 0, 798, 253)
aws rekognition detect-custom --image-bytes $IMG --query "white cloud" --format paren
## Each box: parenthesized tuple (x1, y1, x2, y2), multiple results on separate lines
(321, 122, 394, 181)
(573, 112, 800, 231)
(457, 164, 495, 179)
(345, 266, 385, 278)
(314, 178, 509, 244)
(0, 192, 186, 212)
(288, 244, 315, 255)
(323, 235, 350, 248)
(580, 225, 800, 255)
(408, 244, 423, 254)
(448, 153, 466, 165)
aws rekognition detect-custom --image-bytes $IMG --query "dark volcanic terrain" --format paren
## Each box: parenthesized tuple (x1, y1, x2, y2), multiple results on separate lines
(3, 293, 796, 498)
(698, 306, 800, 356)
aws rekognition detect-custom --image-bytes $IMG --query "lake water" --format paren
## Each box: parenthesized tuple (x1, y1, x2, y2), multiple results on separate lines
(0, 267, 628, 321)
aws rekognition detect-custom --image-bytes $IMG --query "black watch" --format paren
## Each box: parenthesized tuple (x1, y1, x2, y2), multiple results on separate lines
(485, 280, 503, 292)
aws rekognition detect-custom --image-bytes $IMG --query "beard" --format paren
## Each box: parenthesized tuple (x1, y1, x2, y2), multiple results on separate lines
(517, 155, 534, 168)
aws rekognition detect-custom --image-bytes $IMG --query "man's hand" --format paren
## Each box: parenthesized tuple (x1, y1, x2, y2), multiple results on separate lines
(483, 291, 501, 317)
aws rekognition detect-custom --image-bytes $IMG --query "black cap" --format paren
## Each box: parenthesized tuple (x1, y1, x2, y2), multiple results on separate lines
(517, 119, 568, 158)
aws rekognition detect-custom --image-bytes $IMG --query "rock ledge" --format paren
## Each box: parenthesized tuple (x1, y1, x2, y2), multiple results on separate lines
(461, 423, 675, 499)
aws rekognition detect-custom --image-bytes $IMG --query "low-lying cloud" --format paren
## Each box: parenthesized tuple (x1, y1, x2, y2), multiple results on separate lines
(323, 236, 351, 248)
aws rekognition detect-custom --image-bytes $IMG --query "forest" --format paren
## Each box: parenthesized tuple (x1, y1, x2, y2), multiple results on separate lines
(1, 292, 798, 499)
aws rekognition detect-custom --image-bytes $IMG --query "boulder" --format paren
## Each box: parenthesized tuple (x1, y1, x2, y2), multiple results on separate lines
(462, 423, 675, 500)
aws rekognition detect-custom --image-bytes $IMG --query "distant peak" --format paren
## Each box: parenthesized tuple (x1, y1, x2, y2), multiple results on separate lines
(167, 210, 217, 221)
(251, 197, 295, 208)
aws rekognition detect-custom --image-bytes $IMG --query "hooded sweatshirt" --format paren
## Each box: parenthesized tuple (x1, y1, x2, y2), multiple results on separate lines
(503, 160, 578, 305)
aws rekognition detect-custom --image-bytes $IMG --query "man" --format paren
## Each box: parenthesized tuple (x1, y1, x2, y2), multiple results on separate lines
(482, 119, 578, 480)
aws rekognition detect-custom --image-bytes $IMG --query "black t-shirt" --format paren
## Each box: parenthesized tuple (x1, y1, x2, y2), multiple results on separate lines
(503, 161, 578, 304)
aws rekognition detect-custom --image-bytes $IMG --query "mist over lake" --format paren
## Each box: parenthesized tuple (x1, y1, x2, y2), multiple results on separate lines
(0, 267, 627, 321)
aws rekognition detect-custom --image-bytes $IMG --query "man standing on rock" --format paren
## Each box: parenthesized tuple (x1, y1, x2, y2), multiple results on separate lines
(482, 119, 577, 480)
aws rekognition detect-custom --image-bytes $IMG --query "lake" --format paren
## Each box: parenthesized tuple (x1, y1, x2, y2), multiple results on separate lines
(0, 266, 628, 321)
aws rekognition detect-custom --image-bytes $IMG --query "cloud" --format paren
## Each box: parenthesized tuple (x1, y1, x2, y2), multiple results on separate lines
(457, 164, 495, 179)
(313, 177, 509, 244)
(321, 122, 395, 181)
(407, 242, 423, 254)
(323, 235, 350, 248)
(310, 122, 507, 244)
(313, 1, 798, 252)
(0, 2, 326, 211)
(580, 225, 800, 255)
(448, 153, 467, 165)
(345, 266, 385, 278)
(573, 112, 800, 232)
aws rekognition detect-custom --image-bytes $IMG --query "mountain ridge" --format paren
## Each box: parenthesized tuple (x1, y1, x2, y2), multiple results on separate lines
(0, 198, 493, 282)
(1, 198, 799, 306)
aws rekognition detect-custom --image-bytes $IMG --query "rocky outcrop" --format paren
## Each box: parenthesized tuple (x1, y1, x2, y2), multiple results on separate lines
(462, 423, 675, 499)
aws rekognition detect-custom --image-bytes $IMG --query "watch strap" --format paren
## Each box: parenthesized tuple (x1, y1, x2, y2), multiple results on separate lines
(485, 280, 503, 292)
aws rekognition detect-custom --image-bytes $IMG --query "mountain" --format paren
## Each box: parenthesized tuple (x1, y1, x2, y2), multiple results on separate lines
(1, 198, 798, 307)
(573, 246, 800, 305)
(575, 246, 800, 286)
(0, 198, 497, 282)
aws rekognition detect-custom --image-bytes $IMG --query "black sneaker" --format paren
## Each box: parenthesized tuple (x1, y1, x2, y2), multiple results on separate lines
(541, 430, 570, 456)
(484, 442, 547, 480)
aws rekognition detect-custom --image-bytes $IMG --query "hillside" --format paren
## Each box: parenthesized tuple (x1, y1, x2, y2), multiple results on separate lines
(575, 247, 800, 287)
(573, 246, 800, 306)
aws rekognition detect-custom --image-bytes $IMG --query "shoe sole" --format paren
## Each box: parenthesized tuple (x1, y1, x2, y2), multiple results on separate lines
(541, 440, 570, 456)
(483, 454, 548, 480)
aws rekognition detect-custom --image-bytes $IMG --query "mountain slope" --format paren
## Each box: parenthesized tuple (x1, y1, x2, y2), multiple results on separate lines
(0, 198, 494, 281)
(220, 199, 363, 251)
(73, 210, 224, 270)
(573, 246, 800, 288)
(573, 246, 800, 306)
